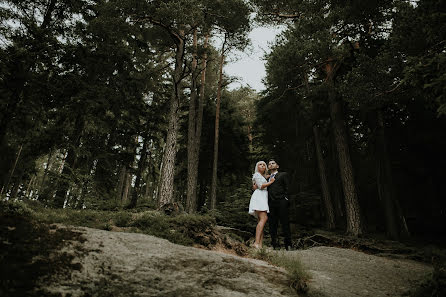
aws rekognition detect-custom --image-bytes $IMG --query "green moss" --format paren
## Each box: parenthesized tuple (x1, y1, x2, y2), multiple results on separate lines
(130, 212, 217, 246)
(5, 200, 218, 248)
(0, 200, 85, 297)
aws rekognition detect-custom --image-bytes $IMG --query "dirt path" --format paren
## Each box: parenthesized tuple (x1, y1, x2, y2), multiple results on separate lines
(41, 226, 433, 297)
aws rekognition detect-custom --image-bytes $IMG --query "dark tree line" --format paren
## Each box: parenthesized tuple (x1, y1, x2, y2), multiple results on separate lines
(0, 0, 253, 211)
(1, 0, 445, 242)
(253, 0, 446, 239)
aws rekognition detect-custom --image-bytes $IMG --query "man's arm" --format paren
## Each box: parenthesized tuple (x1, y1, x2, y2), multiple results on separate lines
(283, 172, 289, 199)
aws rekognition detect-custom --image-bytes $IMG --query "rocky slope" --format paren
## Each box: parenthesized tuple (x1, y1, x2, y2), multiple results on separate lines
(38, 225, 432, 297)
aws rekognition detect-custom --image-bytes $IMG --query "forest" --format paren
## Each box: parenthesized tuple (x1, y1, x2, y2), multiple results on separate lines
(1, 0, 445, 246)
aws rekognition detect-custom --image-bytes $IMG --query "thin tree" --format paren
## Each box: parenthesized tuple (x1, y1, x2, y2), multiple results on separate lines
(325, 60, 363, 236)
(210, 34, 227, 210)
(187, 31, 209, 213)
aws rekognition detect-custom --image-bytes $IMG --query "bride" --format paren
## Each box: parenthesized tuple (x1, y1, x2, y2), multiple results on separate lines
(248, 161, 275, 249)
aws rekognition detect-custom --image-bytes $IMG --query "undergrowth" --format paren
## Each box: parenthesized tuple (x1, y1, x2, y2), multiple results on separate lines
(0, 200, 85, 297)
(251, 247, 310, 294)
(1, 200, 217, 247)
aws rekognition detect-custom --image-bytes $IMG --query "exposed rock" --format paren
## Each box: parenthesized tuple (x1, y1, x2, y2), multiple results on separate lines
(41, 226, 295, 297)
(292, 246, 433, 297)
(37, 225, 434, 297)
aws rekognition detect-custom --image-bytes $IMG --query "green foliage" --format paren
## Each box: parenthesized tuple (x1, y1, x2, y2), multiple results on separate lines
(251, 248, 310, 294)
(214, 178, 256, 233)
(16, 201, 217, 247)
(0, 199, 34, 218)
(131, 212, 217, 246)
(253, 0, 446, 237)
(0, 201, 85, 297)
(270, 252, 310, 293)
(113, 211, 133, 227)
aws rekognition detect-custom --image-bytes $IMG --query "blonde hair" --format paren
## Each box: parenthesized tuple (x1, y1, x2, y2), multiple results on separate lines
(253, 161, 268, 177)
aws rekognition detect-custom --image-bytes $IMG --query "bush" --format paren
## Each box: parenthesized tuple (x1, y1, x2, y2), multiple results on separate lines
(0, 200, 34, 218)
(5, 202, 219, 248)
(214, 180, 257, 233)
(113, 211, 133, 227)
(129, 212, 216, 246)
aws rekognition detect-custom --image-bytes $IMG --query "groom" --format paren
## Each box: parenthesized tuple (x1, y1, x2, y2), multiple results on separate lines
(253, 159, 292, 250)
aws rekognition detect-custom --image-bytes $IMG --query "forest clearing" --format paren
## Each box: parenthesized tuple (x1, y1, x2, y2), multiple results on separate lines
(1, 0, 445, 296)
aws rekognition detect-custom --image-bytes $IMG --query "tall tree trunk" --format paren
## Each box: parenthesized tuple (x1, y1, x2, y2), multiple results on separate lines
(39, 149, 53, 195)
(54, 116, 84, 208)
(325, 61, 363, 236)
(76, 158, 95, 209)
(117, 166, 127, 203)
(187, 32, 208, 213)
(313, 125, 336, 229)
(1, 144, 23, 196)
(329, 94, 363, 236)
(329, 130, 345, 221)
(210, 35, 226, 210)
(374, 110, 410, 239)
(121, 173, 131, 206)
(158, 31, 185, 209)
(25, 175, 36, 199)
(129, 138, 148, 208)
(305, 70, 336, 229)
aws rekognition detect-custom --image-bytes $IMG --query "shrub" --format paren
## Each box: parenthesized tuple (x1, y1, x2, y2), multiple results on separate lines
(113, 211, 133, 227)
(0, 200, 34, 218)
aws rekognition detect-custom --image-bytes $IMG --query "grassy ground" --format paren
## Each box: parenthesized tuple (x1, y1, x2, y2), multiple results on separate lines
(0, 200, 223, 296)
(250, 247, 311, 294)
(0, 201, 86, 297)
(21, 200, 218, 247)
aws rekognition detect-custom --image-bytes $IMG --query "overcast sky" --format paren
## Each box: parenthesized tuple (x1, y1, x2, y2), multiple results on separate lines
(224, 26, 284, 92)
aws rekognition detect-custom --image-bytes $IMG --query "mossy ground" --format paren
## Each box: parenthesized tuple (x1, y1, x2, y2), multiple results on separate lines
(0, 202, 86, 297)
(0, 200, 241, 296)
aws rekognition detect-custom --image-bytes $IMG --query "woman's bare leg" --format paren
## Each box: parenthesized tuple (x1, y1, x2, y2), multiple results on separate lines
(255, 211, 268, 248)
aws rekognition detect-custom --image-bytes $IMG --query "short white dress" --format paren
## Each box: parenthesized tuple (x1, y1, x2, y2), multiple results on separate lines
(248, 172, 270, 216)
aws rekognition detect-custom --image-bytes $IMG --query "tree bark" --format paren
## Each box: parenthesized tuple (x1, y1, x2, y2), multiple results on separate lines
(325, 61, 363, 236)
(121, 172, 131, 206)
(129, 138, 148, 208)
(210, 35, 226, 210)
(187, 32, 208, 213)
(313, 125, 336, 230)
(117, 166, 127, 203)
(158, 31, 185, 209)
(329, 94, 363, 236)
(25, 174, 36, 199)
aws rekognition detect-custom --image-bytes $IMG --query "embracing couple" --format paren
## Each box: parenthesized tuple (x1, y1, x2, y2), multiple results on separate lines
(248, 159, 291, 250)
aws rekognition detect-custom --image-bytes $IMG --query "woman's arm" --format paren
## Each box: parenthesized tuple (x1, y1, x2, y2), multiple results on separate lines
(260, 177, 275, 189)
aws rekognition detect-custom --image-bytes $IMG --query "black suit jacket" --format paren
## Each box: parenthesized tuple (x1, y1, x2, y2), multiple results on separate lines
(267, 171, 289, 201)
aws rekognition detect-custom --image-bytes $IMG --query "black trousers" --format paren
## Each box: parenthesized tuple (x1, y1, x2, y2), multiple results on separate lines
(268, 199, 291, 247)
